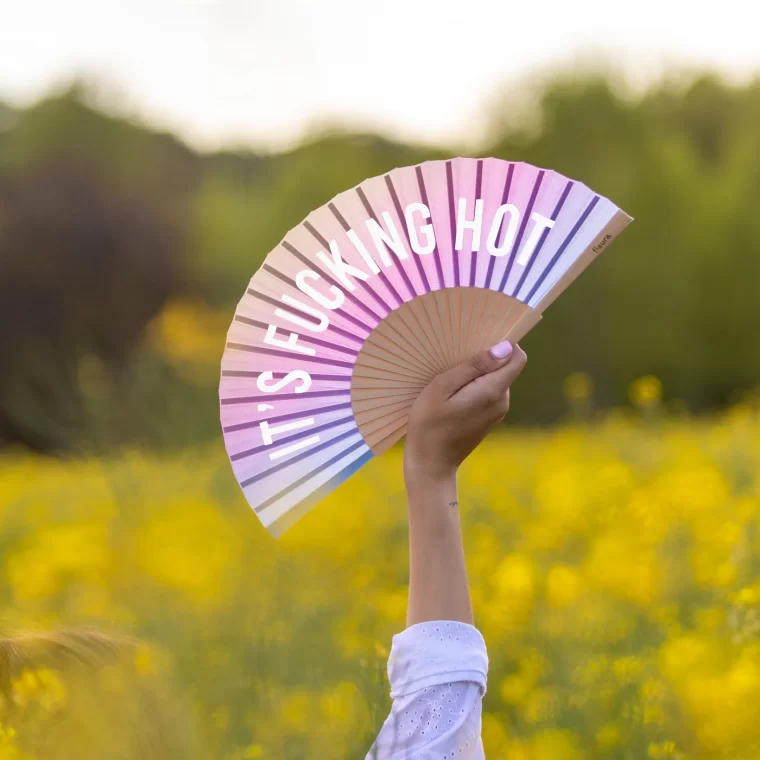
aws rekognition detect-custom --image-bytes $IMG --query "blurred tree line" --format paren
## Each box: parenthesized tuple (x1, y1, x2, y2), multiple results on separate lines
(0, 72, 758, 452)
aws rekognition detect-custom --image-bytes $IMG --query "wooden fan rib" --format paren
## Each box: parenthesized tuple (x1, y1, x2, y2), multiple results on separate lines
(350, 386, 419, 402)
(446, 286, 463, 365)
(359, 415, 409, 455)
(394, 290, 442, 370)
(403, 297, 451, 373)
(364, 419, 409, 456)
(434, 287, 454, 369)
(351, 376, 424, 393)
(356, 404, 411, 435)
(355, 345, 435, 383)
(354, 363, 427, 388)
(490, 305, 540, 348)
(463, 290, 512, 356)
(375, 313, 446, 375)
(352, 383, 424, 400)
(472, 297, 521, 350)
(368, 319, 440, 376)
(351, 394, 418, 414)
(351, 378, 428, 396)
(506, 308, 543, 344)
(467, 287, 493, 360)
(455, 287, 474, 363)
(351, 371, 427, 387)
(351, 359, 432, 383)
(425, 293, 456, 370)
(487, 293, 519, 349)
(353, 395, 415, 420)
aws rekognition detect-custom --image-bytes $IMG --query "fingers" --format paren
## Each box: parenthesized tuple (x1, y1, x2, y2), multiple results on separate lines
(436, 340, 516, 397)
(452, 345, 527, 419)
(472, 345, 528, 409)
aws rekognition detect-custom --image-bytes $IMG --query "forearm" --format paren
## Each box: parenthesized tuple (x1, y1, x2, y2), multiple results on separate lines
(404, 471, 473, 627)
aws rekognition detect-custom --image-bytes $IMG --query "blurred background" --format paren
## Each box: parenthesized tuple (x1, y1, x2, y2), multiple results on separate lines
(0, 1, 759, 757)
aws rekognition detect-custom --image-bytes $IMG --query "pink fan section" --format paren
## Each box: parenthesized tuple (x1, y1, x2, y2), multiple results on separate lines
(219, 158, 632, 535)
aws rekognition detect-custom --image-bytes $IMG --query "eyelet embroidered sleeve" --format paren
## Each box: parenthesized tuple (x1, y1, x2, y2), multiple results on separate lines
(365, 621, 488, 760)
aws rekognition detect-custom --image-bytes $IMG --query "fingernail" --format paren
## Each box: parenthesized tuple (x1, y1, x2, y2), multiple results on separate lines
(490, 340, 513, 359)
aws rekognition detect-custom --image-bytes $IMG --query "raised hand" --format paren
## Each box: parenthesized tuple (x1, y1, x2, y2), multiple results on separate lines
(403, 340, 528, 627)
(404, 341, 528, 482)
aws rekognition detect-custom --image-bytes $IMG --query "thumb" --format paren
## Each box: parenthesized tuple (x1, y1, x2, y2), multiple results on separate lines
(437, 340, 515, 397)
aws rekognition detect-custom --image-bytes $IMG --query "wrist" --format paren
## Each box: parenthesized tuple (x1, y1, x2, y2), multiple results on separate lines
(403, 450, 457, 482)
(404, 465, 458, 505)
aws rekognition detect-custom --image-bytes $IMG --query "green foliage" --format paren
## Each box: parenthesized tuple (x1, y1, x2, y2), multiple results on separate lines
(189, 134, 436, 303)
(1, 82, 199, 202)
(486, 73, 760, 419)
(1, 70, 759, 448)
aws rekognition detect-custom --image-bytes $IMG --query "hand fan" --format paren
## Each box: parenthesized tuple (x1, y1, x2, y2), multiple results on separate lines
(220, 157, 632, 536)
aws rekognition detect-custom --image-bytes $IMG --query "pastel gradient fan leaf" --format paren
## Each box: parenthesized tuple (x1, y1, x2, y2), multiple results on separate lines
(220, 157, 632, 536)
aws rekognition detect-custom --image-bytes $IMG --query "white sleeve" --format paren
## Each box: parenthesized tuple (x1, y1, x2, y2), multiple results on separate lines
(365, 620, 488, 760)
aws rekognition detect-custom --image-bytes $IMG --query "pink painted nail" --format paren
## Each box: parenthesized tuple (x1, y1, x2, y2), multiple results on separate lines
(490, 340, 513, 359)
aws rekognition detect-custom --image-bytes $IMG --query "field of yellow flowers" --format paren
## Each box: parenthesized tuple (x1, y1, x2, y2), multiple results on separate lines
(1, 403, 759, 759)
(0, 303, 759, 759)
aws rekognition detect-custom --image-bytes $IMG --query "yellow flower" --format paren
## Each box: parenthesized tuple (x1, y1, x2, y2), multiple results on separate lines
(319, 681, 360, 727)
(530, 729, 583, 760)
(521, 687, 559, 724)
(134, 500, 241, 603)
(134, 643, 158, 677)
(494, 553, 537, 598)
(585, 534, 662, 606)
(595, 723, 624, 750)
(612, 656, 643, 684)
(563, 372, 593, 403)
(212, 706, 229, 732)
(733, 585, 760, 605)
(630, 375, 663, 407)
(648, 740, 677, 758)
(11, 667, 67, 713)
(482, 713, 509, 754)
(546, 565, 583, 607)
(7, 523, 111, 601)
(500, 674, 532, 705)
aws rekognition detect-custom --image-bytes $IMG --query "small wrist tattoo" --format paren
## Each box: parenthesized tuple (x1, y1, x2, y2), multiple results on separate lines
(448, 501, 458, 509)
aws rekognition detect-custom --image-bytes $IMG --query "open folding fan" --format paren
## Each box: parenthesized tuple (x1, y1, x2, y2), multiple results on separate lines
(220, 158, 632, 536)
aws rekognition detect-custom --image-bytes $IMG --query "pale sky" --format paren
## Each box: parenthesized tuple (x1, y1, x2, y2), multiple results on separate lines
(2, 0, 758, 151)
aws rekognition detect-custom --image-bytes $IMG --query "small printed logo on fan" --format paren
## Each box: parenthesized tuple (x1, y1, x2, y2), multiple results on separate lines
(593, 234, 613, 253)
